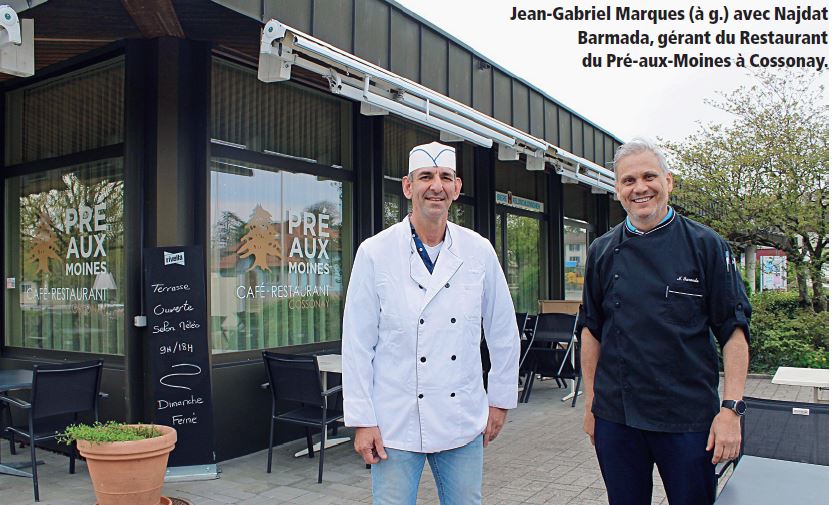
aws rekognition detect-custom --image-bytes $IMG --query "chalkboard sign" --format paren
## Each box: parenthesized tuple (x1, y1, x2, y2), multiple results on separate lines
(144, 246, 214, 467)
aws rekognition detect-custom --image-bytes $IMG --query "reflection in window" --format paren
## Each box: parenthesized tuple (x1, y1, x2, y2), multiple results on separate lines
(209, 158, 353, 352)
(503, 214, 543, 314)
(564, 223, 588, 301)
(4, 160, 125, 354)
(448, 203, 474, 228)
(383, 189, 401, 229)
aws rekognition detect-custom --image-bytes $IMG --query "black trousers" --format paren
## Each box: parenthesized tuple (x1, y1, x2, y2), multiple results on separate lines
(594, 417, 716, 505)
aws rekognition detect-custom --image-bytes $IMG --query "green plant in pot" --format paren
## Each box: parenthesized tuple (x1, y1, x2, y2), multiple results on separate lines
(60, 422, 177, 505)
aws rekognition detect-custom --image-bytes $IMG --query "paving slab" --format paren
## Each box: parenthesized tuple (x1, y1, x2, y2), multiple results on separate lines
(0, 378, 801, 504)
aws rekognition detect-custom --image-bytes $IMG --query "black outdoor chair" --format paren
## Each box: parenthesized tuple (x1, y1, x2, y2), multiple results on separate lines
(481, 312, 530, 391)
(517, 312, 536, 389)
(0, 360, 106, 502)
(521, 312, 581, 406)
(740, 396, 828, 465)
(0, 395, 17, 455)
(262, 351, 343, 483)
(714, 396, 828, 498)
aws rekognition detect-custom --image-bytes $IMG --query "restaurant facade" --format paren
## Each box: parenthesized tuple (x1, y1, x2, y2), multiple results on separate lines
(1, 0, 625, 462)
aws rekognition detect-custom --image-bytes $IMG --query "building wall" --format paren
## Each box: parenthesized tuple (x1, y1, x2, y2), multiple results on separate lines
(1, 2, 623, 462)
(213, 0, 620, 168)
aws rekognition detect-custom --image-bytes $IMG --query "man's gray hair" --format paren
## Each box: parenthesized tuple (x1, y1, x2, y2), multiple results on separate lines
(613, 138, 670, 175)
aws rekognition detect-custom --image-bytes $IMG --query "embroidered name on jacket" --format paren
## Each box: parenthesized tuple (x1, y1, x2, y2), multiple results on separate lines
(676, 276, 700, 283)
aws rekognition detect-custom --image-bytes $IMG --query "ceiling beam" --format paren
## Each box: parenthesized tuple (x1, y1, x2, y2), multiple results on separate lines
(120, 0, 185, 38)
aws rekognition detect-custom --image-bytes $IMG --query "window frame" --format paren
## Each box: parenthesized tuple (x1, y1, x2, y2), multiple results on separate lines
(206, 56, 358, 363)
(2, 51, 129, 364)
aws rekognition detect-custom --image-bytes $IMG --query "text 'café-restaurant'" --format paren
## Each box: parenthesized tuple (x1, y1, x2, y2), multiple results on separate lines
(0, 0, 625, 463)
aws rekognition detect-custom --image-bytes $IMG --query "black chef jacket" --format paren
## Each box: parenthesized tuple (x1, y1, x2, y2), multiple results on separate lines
(579, 210, 751, 432)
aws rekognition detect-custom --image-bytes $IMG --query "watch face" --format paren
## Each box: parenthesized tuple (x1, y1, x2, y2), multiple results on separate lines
(735, 400, 747, 415)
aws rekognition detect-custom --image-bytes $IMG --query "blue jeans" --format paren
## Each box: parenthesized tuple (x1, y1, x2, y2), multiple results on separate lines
(371, 435, 483, 505)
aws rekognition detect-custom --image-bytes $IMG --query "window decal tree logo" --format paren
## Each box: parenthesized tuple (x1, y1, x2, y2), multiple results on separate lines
(237, 204, 281, 271)
(29, 211, 61, 274)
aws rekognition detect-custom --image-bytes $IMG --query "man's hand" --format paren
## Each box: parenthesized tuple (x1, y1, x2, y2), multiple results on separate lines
(583, 408, 595, 446)
(354, 426, 387, 464)
(483, 406, 508, 447)
(706, 409, 741, 464)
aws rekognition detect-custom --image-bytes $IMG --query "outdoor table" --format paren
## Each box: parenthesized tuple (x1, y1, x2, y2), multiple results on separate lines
(293, 354, 349, 457)
(715, 456, 828, 505)
(0, 369, 39, 477)
(772, 366, 829, 402)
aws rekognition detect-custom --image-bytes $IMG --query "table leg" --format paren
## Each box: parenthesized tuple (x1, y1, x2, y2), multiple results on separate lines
(294, 369, 350, 458)
(560, 340, 582, 402)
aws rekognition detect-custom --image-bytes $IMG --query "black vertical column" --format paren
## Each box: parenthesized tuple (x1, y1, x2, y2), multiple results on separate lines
(123, 39, 153, 423)
(140, 37, 212, 423)
(474, 146, 495, 242)
(548, 171, 564, 300)
(354, 108, 384, 244)
(595, 193, 610, 235)
(148, 38, 210, 249)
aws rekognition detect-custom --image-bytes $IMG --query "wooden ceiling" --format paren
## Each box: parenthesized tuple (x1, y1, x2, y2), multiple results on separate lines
(2, 0, 263, 82)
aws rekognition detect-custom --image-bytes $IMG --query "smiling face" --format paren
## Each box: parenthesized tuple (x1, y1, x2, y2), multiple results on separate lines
(615, 150, 673, 231)
(402, 166, 462, 222)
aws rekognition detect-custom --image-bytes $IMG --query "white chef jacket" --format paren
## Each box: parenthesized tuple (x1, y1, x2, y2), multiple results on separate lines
(342, 217, 520, 453)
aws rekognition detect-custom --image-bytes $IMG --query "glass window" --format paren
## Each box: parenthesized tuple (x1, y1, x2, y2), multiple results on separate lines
(211, 59, 352, 169)
(564, 221, 590, 301)
(6, 59, 125, 165)
(495, 160, 547, 209)
(382, 116, 476, 230)
(563, 183, 597, 225)
(495, 160, 548, 313)
(383, 189, 401, 229)
(503, 214, 544, 314)
(4, 160, 125, 354)
(209, 158, 353, 352)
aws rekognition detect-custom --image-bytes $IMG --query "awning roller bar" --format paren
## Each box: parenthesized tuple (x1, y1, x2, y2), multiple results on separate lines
(258, 19, 616, 194)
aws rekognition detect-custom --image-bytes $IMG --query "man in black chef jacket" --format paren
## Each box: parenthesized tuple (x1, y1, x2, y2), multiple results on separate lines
(579, 138, 751, 505)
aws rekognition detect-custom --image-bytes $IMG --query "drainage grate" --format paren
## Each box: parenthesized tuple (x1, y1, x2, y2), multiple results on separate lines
(169, 498, 193, 505)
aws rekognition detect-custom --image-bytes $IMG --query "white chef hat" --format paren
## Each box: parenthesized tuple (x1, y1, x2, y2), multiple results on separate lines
(408, 142, 456, 174)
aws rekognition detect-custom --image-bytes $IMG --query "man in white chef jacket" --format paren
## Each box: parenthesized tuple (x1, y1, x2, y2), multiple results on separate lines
(342, 141, 520, 505)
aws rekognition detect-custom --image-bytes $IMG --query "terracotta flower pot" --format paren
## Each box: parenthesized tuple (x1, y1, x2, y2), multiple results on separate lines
(76, 424, 177, 505)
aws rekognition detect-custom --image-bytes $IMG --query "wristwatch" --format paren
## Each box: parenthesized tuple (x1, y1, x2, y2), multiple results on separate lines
(721, 399, 747, 416)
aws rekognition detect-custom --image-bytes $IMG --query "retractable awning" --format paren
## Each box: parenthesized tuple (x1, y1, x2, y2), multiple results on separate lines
(258, 19, 616, 194)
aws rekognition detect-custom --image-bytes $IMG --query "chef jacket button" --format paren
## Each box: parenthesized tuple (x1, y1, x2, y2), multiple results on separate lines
(614, 247, 620, 253)
(418, 284, 424, 290)
(614, 301, 621, 308)
(450, 392, 456, 397)
(420, 356, 426, 363)
(624, 384, 632, 391)
(736, 303, 742, 310)
(450, 317, 456, 323)
(420, 318, 424, 324)
(451, 355, 456, 361)
(418, 394, 424, 399)
(614, 273, 620, 279)
(445, 283, 450, 288)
